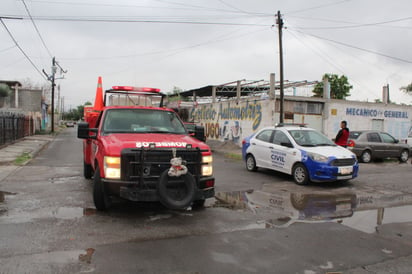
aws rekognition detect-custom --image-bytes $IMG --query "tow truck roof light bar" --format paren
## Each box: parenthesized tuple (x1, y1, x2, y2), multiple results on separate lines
(111, 86, 161, 93)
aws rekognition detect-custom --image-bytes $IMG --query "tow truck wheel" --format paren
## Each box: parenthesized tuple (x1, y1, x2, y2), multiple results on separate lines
(93, 166, 111, 211)
(84, 161, 93, 179)
(158, 170, 195, 209)
(292, 163, 309, 185)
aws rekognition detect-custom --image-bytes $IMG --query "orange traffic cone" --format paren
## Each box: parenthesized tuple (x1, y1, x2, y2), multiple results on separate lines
(93, 76, 104, 111)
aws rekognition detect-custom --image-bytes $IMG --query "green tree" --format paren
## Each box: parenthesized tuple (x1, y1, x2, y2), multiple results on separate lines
(0, 83, 11, 97)
(64, 101, 92, 121)
(400, 83, 412, 95)
(312, 74, 353, 99)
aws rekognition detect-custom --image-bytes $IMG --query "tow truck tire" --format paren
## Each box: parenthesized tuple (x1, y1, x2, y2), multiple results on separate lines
(93, 166, 111, 211)
(292, 163, 310, 185)
(84, 161, 93, 179)
(158, 170, 196, 209)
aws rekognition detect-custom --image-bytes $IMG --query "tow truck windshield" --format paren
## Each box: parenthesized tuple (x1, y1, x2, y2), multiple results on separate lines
(102, 108, 187, 134)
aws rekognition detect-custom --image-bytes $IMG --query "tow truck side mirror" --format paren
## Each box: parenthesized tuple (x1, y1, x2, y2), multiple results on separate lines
(194, 125, 206, 142)
(77, 122, 97, 139)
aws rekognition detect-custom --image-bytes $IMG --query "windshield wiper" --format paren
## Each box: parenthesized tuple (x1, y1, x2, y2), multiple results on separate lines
(316, 143, 335, 146)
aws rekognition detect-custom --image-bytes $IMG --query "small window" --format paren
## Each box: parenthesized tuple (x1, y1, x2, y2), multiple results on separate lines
(273, 130, 291, 146)
(380, 132, 396, 143)
(256, 130, 273, 143)
(367, 133, 381, 142)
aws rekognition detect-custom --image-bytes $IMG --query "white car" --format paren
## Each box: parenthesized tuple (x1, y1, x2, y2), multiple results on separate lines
(242, 125, 359, 185)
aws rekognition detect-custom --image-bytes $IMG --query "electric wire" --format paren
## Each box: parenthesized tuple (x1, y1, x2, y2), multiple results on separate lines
(289, 16, 412, 30)
(289, 28, 412, 64)
(21, 0, 53, 58)
(285, 0, 352, 15)
(0, 18, 47, 80)
(285, 28, 375, 100)
(4, 15, 269, 26)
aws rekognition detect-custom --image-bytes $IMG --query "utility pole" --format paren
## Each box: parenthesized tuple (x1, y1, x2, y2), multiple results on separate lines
(43, 57, 66, 133)
(276, 10, 284, 124)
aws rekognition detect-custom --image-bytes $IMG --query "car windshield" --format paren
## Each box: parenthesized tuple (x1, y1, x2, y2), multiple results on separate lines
(288, 129, 335, 147)
(102, 108, 187, 134)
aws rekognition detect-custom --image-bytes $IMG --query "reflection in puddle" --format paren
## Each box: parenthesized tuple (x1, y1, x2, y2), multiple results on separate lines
(215, 189, 412, 234)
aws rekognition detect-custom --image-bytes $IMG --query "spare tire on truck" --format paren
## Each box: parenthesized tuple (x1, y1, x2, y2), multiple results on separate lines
(157, 170, 196, 209)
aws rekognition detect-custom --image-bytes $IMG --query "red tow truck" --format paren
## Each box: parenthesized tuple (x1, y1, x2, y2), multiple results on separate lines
(78, 77, 215, 210)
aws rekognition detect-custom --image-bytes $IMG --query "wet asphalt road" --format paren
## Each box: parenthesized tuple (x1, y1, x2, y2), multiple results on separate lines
(0, 128, 412, 273)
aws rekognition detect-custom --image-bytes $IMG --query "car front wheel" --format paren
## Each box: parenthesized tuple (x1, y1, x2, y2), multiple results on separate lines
(292, 163, 309, 185)
(246, 154, 257, 171)
(399, 149, 409, 163)
(360, 150, 372, 163)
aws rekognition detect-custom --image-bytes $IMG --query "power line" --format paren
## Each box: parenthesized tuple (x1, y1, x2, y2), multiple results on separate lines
(0, 18, 47, 80)
(21, 0, 53, 58)
(290, 28, 412, 64)
(285, 0, 352, 15)
(289, 16, 412, 30)
(4, 15, 269, 26)
(28, 0, 272, 16)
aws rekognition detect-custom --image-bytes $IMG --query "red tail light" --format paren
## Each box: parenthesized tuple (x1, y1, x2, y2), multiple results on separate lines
(347, 140, 355, 147)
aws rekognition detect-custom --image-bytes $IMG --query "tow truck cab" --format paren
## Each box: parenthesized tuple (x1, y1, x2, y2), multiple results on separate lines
(78, 84, 214, 211)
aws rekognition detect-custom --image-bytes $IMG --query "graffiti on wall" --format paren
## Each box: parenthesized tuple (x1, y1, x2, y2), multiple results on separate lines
(190, 101, 262, 143)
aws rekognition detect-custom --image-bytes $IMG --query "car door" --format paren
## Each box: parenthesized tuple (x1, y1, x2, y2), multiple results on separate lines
(366, 132, 385, 158)
(270, 130, 297, 174)
(250, 129, 275, 169)
(379, 132, 399, 158)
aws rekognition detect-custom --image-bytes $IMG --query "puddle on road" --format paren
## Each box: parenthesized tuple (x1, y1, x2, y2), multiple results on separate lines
(214, 189, 412, 233)
(0, 203, 96, 224)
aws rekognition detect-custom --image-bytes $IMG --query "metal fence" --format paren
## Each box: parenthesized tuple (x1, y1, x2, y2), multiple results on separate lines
(0, 112, 34, 147)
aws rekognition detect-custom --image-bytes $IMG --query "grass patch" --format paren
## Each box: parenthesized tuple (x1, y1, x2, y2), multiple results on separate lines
(224, 152, 242, 161)
(14, 152, 31, 165)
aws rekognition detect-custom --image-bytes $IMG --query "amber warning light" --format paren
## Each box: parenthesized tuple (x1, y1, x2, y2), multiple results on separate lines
(111, 86, 160, 93)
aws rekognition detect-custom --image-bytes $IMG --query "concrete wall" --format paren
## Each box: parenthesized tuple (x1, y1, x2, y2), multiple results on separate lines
(190, 97, 276, 146)
(9, 89, 42, 112)
(188, 96, 412, 146)
(325, 100, 412, 140)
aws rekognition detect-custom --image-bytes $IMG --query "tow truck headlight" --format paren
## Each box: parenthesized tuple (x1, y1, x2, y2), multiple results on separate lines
(104, 156, 121, 179)
(308, 152, 328, 163)
(202, 155, 213, 176)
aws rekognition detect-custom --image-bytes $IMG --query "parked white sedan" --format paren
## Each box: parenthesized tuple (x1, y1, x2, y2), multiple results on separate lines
(242, 124, 359, 185)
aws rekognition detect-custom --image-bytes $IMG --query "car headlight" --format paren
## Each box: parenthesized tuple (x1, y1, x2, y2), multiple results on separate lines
(202, 155, 213, 176)
(307, 152, 329, 163)
(104, 156, 121, 179)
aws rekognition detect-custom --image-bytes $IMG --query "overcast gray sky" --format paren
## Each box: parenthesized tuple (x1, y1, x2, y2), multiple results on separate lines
(1, 0, 412, 108)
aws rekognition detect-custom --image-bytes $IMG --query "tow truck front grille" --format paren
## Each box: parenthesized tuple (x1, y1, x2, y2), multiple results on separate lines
(121, 147, 206, 184)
